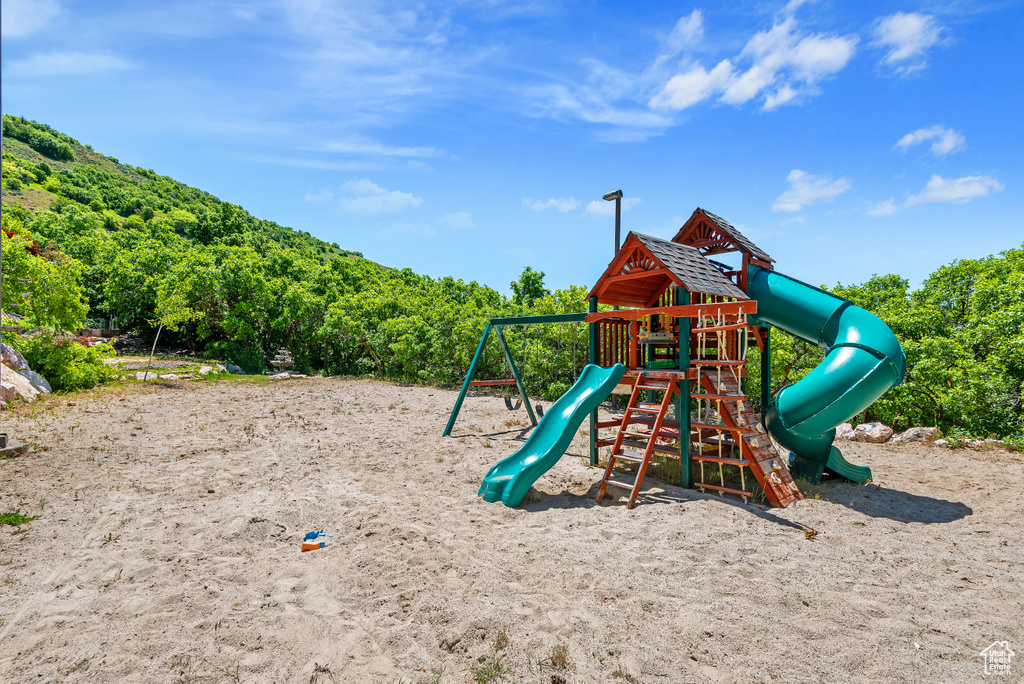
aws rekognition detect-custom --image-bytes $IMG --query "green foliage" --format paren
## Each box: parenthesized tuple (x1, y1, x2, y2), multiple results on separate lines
(3, 116, 77, 161)
(510, 266, 550, 306)
(1, 213, 89, 330)
(10, 333, 115, 392)
(0, 509, 39, 526)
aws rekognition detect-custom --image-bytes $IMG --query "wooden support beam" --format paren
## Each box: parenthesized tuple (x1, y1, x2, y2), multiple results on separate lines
(586, 300, 757, 324)
(602, 268, 673, 284)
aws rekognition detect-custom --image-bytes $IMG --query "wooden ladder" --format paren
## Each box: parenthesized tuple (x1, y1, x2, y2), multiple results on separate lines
(694, 367, 803, 507)
(596, 375, 678, 509)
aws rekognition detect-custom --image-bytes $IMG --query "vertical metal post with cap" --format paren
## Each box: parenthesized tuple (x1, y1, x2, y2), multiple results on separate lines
(602, 189, 622, 255)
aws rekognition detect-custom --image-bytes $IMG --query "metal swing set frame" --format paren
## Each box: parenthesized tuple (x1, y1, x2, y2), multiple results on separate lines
(442, 312, 588, 437)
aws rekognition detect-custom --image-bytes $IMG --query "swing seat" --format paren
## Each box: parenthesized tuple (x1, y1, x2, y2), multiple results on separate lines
(504, 396, 522, 411)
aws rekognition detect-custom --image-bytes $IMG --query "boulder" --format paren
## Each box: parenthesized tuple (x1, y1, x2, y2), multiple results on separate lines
(267, 372, 289, 381)
(17, 369, 51, 394)
(891, 427, 940, 444)
(851, 422, 893, 443)
(135, 370, 160, 381)
(216, 364, 227, 373)
(934, 439, 949, 448)
(226, 363, 244, 375)
(835, 423, 855, 440)
(1, 363, 41, 403)
(1, 344, 28, 371)
(160, 374, 180, 381)
(199, 365, 213, 376)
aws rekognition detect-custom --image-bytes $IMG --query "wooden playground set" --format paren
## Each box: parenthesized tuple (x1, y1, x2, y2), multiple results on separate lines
(445, 208, 906, 509)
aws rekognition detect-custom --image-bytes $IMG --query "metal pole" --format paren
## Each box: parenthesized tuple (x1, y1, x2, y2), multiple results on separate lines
(588, 296, 598, 466)
(495, 325, 537, 426)
(614, 196, 621, 255)
(443, 322, 493, 436)
(761, 326, 771, 424)
(677, 288, 692, 488)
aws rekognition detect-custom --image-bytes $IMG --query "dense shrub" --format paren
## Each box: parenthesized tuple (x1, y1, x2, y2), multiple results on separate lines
(29, 133, 75, 161)
(11, 333, 115, 392)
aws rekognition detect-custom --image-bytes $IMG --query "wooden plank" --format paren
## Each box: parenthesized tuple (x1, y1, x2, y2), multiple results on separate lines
(469, 379, 517, 386)
(694, 482, 752, 498)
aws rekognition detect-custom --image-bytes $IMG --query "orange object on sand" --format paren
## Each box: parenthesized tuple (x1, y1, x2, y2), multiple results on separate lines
(301, 539, 326, 552)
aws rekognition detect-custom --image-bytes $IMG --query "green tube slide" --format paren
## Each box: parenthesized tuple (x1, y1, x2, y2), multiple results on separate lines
(746, 265, 907, 483)
(479, 363, 626, 507)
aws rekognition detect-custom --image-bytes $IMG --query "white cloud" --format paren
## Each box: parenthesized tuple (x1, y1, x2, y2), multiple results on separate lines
(649, 60, 734, 110)
(1, 0, 60, 38)
(281, 3, 487, 126)
(584, 197, 642, 218)
(339, 179, 423, 217)
(523, 197, 579, 213)
(868, 174, 1004, 216)
(906, 174, 1003, 206)
(437, 211, 475, 231)
(664, 10, 705, 57)
(894, 125, 966, 156)
(304, 188, 335, 204)
(772, 169, 851, 212)
(722, 18, 857, 110)
(325, 138, 445, 159)
(6, 51, 130, 77)
(650, 13, 857, 113)
(868, 199, 899, 217)
(872, 12, 943, 75)
(528, 10, 701, 140)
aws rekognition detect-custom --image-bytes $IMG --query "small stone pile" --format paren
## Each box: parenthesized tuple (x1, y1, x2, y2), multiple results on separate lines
(835, 422, 1008, 449)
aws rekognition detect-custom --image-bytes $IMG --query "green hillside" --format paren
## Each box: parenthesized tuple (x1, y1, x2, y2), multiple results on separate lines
(1, 115, 583, 392)
(2, 115, 359, 261)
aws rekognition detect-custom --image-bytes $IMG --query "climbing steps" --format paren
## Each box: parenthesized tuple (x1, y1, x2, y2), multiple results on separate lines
(694, 368, 802, 507)
(590, 302, 802, 509)
(596, 374, 678, 509)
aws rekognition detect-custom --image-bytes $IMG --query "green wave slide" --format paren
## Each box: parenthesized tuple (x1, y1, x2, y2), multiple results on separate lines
(747, 265, 907, 483)
(479, 363, 627, 507)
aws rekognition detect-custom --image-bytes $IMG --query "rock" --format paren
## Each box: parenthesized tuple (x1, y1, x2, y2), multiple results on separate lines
(1, 344, 28, 371)
(1, 363, 41, 403)
(851, 422, 893, 443)
(159, 374, 180, 380)
(216, 364, 227, 373)
(226, 363, 244, 375)
(891, 427, 940, 444)
(267, 372, 289, 381)
(16, 369, 51, 394)
(135, 370, 160, 381)
(835, 423, 855, 440)
(934, 439, 949, 447)
(199, 365, 213, 376)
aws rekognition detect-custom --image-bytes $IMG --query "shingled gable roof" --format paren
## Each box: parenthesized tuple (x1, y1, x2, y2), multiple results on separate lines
(588, 231, 749, 307)
(671, 207, 774, 263)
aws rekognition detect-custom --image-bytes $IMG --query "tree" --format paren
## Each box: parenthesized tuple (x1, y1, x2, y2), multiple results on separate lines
(1, 213, 88, 330)
(510, 266, 550, 306)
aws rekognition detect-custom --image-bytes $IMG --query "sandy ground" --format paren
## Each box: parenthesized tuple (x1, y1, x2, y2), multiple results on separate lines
(0, 377, 1021, 684)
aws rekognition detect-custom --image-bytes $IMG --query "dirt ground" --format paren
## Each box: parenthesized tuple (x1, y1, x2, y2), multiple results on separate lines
(0, 377, 1021, 683)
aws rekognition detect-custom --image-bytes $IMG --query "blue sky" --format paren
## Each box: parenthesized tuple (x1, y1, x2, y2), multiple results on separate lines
(2, 0, 1022, 294)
